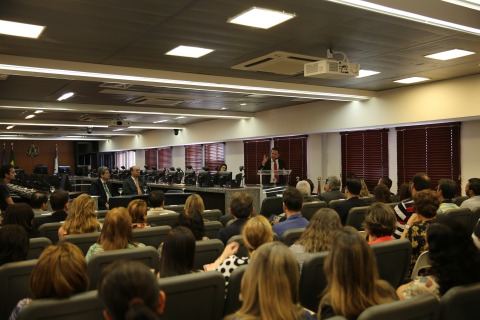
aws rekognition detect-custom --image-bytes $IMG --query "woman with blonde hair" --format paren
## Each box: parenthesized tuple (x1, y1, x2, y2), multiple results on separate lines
(318, 227, 397, 319)
(225, 242, 315, 320)
(359, 179, 372, 197)
(58, 194, 101, 238)
(290, 208, 342, 269)
(177, 194, 206, 240)
(127, 199, 149, 229)
(205, 215, 273, 285)
(85, 207, 145, 262)
(9, 242, 89, 319)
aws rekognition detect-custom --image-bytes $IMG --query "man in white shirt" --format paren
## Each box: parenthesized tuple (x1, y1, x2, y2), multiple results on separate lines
(461, 178, 480, 211)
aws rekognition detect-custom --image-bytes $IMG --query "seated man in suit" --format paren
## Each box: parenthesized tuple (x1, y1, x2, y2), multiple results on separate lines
(30, 191, 50, 216)
(217, 192, 253, 245)
(273, 187, 309, 237)
(258, 147, 287, 185)
(90, 166, 114, 210)
(318, 175, 346, 203)
(334, 178, 369, 225)
(147, 190, 176, 215)
(122, 166, 147, 195)
(34, 189, 69, 229)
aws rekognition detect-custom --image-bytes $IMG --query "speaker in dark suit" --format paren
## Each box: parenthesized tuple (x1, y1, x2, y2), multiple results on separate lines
(122, 166, 147, 195)
(258, 147, 287, 185)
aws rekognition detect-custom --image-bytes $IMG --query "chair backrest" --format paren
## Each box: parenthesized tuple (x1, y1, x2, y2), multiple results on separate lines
(282, 227, 305, 246)
(299, 251, 329, 313)
(358, 293, 439, 320)
(453, 195, 468, 207)
(0, 259, 37, 320)
(203, 209, 222, 221)
(38, 222, 63, 244)
(446, 208, 472, 233)
(146, 212, 180, 227)
(16, 290, 103, 320)
(87, 246, 160, 290)
(59, 232, 100, 256)
(133, 225, 171, 249)
(159, 271, 225, 320)
(345, 206, 370, 231)
(440, 282, 480, 320)
(328, 199, 345, 209)
(194, 239, 224, 270)
(411, 250, 431, 279)
(371, 239, 412, 288)
(220, 214, 235, 226)
(301, 201, 327, 220)
(259, 196, 284, 218)
(224, 264, 248, 315)
(95, 210, 108, 219)
(471, 208, 480, 235)
(27, 237, 52, 260)
(204, 220, 223, 239)
(227, 235, 249, 258)
(163, 204, 185, 213)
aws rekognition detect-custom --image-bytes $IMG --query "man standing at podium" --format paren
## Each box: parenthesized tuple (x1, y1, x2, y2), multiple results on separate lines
(259, 147, 287, 185)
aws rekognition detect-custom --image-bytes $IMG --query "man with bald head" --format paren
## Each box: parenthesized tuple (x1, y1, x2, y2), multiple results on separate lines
(122, 166, 147, 195)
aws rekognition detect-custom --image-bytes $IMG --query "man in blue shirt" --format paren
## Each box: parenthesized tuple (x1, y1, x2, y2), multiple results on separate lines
(273, 187, 309, 238)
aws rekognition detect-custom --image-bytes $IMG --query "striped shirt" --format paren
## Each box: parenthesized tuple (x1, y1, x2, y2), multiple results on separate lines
(393, 199, 415, 239)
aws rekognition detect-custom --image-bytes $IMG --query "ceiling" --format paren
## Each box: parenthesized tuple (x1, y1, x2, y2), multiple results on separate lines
(0, 0, 479, 140)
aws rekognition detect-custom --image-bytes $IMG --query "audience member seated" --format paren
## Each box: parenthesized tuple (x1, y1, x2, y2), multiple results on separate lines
(318, 176, 346, 203)
(147, 190, 175, 215)
(33, 190, 69, 229)
(401, 190, 439, 277)
(393, 173, 431, 239)
(334, 179, 369, 225)
(364, 203, 396, 244)
(85, 207, 145, 262)
(378, 176, 394, 195)
(218, 163, 228, 172)
(159, 226, 196, 278)
(2, 203, 40, 238)
(0, 164, 15, 216)
(224, 242, 315, 320)
(296, 180, 317, 203)
(289, 208, 342, 269)
(9, 242, 88, 320)
(128, 199, 150, 229)
(177, 194, 207, 240)
(98, 260, 166, 320)
(89, 166, 114, 210)
(30, 192, 49, 216)
(273, 187, 309, 237)
(397, 182, 412, 202)
(397, 216, 480, 300)
(318, 227, 398, 319)
(58, 194, 101, 238)
(373, 184, 392, 203)
(460, 177, 480, 210)
(359, 179, 372, 198)
(217, 192, 252, 245)
(122, 166, 147, 195)
(0, 225, 29, 266)
(436, 178, 460, 214)
(205, 215, 273, 286)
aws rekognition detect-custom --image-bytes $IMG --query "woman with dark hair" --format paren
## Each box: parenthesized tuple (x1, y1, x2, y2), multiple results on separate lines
(2, 203, 39, 238)
(99, 260, 166, 320)
(225, 242, 314, 320)
(373, 184, 392, 203)
(218, 164, 228, 172)
(401, 190, 439, 276)
(397, 182, 412, 201)
(364, 203, 396, 244)
(9, 242, 88, 319)
(159, 226, 196, 278)
(177, 194, 207, 240)
(397, 216, 480, 299)
(0, 225, 29, 266)
(318, 227, 397, 319)
(85, 207, 145, 262)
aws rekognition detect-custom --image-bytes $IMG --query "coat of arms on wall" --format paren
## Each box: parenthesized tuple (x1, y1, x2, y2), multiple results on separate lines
(27, 144, 40, 157)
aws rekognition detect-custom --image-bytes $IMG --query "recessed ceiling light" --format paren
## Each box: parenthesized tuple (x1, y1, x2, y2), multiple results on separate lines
(175, 116, 186, 119)
(34, 110, 43, 114)
(0, 19, 45, 38)
(113, 129, 124, 131)
(165, 46, 214, 58)
(153, 120, 168, 123)
(221, 107, 227, 110)
(228, 7, 295, 29)
(240, 103, 247, 106)
(425, 49, 475, 60)
(442, 0, 480, 11)
(325, 0, 480, 36)
(356, 70, 380, 78)
(6, 125, 14, 130)
(57, 92, 75, 101)
(394, 77, 430, 84)
(25, 114, 35, 119)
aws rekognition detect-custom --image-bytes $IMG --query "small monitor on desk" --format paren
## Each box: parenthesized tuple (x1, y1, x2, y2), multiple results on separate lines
(34, 165, 48, 175)
(58, 166, 71, 174)
(198, 171, 213, 187)
(76, 165, 89, 176)
(216, 171, 232, 187)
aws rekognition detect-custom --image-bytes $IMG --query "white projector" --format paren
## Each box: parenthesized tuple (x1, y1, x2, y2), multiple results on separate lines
(108, 119, 131, 127)
(304, 59, 360, 79)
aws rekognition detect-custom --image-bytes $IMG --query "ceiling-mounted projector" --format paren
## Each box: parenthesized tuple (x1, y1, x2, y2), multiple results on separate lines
(304, 59, 360, 79)
(108, 119, 131, 127)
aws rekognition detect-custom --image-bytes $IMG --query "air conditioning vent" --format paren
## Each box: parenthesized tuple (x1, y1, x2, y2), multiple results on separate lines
(99, 82, 133, 89)
(128, 97, 185, 106)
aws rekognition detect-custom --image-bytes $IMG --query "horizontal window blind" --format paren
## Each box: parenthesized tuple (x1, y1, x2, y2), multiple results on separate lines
(185, 145, 204, 172)
(145, 148, 157, 169)
(204, 143, 225, 171)
(244, 139, 271, 185)
(157, 147, 172, 170)
(273, 136, 308, 186)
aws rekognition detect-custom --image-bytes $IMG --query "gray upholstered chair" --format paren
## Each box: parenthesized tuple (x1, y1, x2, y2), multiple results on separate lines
(346, 206, 370, 231)
(146, 212, 180, 227)
(203, 209, 222, 221)
(301, 201, 327, 220)
(259, 196, 283, 219)
(371, 238, 412, 288)
(299, 251, 329, 313)
(282, 227, 305, 246)
(446, 208, 472, 233)
(27, 237, 52, 260)
(59, 232, 100, 255)
(440, 282, 480, 320)
(133, 225, 171, 248)
(38, 222, 63, 244)
(194, 239, 224, 270)
(224, 264, 248, 315)
(204, 220, 223, 239)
